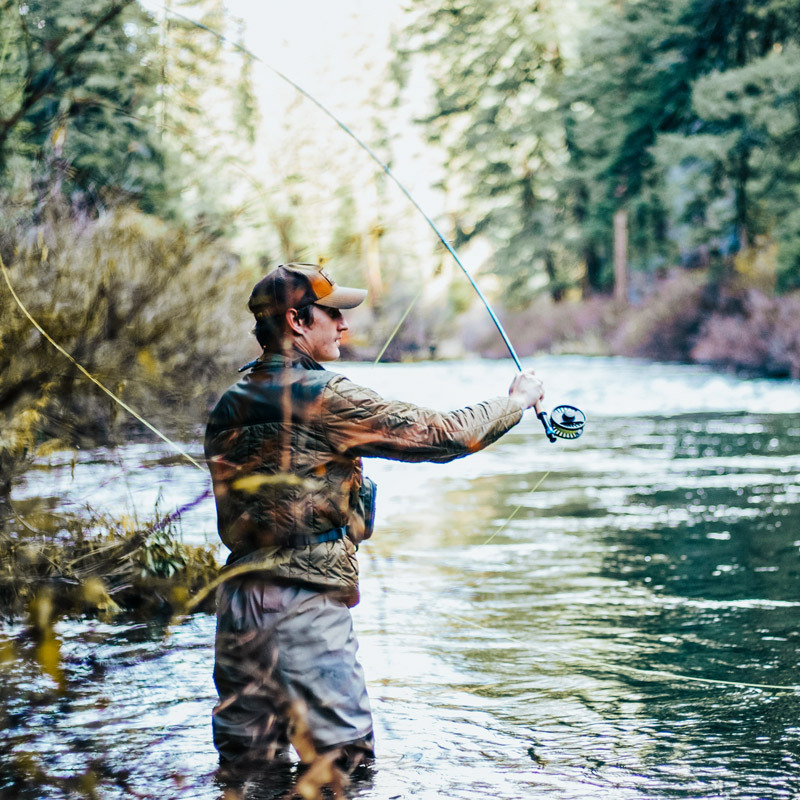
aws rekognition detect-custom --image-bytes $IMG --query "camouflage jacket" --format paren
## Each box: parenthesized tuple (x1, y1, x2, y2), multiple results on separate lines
(204, 350, 523, 605)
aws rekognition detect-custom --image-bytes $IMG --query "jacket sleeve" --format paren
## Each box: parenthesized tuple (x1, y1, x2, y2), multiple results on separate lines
(321, 375, 524, 463)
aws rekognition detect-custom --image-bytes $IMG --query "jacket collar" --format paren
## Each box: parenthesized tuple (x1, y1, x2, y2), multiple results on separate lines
(253, 348, 326, 373)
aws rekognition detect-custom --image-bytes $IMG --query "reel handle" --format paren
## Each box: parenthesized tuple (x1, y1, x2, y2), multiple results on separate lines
(534, 401, 558, 443)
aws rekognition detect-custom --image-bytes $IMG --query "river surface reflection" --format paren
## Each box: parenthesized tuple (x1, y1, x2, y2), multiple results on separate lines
(4, 356, 800, 799)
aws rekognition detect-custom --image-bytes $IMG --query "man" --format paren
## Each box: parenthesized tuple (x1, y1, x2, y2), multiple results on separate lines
(205, 262, 543, 771)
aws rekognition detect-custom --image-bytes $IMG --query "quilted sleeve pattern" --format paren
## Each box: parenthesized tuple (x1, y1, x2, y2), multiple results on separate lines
(321, 376, 524, 463)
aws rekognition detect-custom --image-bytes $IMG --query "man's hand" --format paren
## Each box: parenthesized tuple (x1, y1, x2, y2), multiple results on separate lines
(508, 368, 544, 410)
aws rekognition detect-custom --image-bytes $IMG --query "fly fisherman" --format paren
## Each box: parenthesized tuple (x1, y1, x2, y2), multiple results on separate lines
(205, 262, 544, 773)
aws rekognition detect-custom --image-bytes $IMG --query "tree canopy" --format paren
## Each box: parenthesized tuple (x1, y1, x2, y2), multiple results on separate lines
(397, 0, 800, 297)
(0, 0, 165, 210)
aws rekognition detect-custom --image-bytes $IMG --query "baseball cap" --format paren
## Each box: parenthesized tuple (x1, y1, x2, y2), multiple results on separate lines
(248, 263, 367, 319)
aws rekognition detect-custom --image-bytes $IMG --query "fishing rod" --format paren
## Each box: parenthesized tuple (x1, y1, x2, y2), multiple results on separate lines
(165, 8, 585, 444)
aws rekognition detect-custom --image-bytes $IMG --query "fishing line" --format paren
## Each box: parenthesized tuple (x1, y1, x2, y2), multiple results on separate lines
(14, 5, 780, 710)
(78, 51, 417, 364)
(481, 470, 550, 546)
(372, 286, 424, 366)
(360, 459, 800, 696)
(160, 8, 578, 559)
(160, 11, 586, 625)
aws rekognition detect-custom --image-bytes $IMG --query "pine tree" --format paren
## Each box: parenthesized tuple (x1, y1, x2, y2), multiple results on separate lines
(568, 0, 800, 288)
(0, 0, 166, 212)
(397, 0, 583, 304)
(653, 18, 800, 288)
(156, 0, 261, 227)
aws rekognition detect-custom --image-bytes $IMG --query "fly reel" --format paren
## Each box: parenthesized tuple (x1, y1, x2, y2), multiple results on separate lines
(537, 404, 586, 442)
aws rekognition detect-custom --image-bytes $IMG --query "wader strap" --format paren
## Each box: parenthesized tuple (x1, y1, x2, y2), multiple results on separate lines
(283, 526, 347, 548)
(223, 526, 348, 566)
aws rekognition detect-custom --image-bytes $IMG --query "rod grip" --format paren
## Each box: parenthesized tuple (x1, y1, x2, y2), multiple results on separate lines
(535, 402, 557, 443)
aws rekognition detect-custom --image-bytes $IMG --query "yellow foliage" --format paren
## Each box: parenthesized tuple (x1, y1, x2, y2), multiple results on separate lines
(0, 638, 16, 665)
(0, 408, 42, 455)
(35, 636, 64, 691)
(50, 124, 67, 150)
(119, 515, 136, 534)
(232, 473, 306, 493)
(136, 347, 159, 377)
(1, 201, 252, 488)
(81, 577, 121, 615)
(79, 769, 99, 795)
(170, 584, 190, 609)
(734, 237, 778, 292)
(293, 753, 342, 800)
(289, 700, 318, 764)
(28, 590, 54, 634)
(35, 439, 71, 459)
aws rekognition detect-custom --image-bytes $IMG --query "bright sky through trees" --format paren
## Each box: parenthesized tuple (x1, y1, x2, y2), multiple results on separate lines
(140, 0, 444, 242)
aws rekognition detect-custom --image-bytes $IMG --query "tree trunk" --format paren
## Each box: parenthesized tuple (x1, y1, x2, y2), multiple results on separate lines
(735, 147, 750, 252)
(613, 207, 629, 304)
(583, 243, 604, 296)
(545, 251, 564, 302)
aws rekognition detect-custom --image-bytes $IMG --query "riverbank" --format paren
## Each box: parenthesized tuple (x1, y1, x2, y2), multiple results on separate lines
(346, 268, 800, 380)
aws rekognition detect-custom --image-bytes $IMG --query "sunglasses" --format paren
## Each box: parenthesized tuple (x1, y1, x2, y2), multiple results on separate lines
(313, 305, 344, 321)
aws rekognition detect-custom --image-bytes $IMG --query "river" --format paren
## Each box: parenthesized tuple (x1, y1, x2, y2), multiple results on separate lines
(3, 356, 800, 799)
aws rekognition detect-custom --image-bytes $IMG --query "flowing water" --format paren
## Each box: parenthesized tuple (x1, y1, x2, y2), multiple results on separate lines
(3, 356, 800, 799)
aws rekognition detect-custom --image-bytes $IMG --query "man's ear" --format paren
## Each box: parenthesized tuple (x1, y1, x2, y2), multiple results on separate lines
(285, 308, 303, 335)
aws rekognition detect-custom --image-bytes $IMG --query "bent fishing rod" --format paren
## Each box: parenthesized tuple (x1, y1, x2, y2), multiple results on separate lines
(167, 8, 585, 443)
